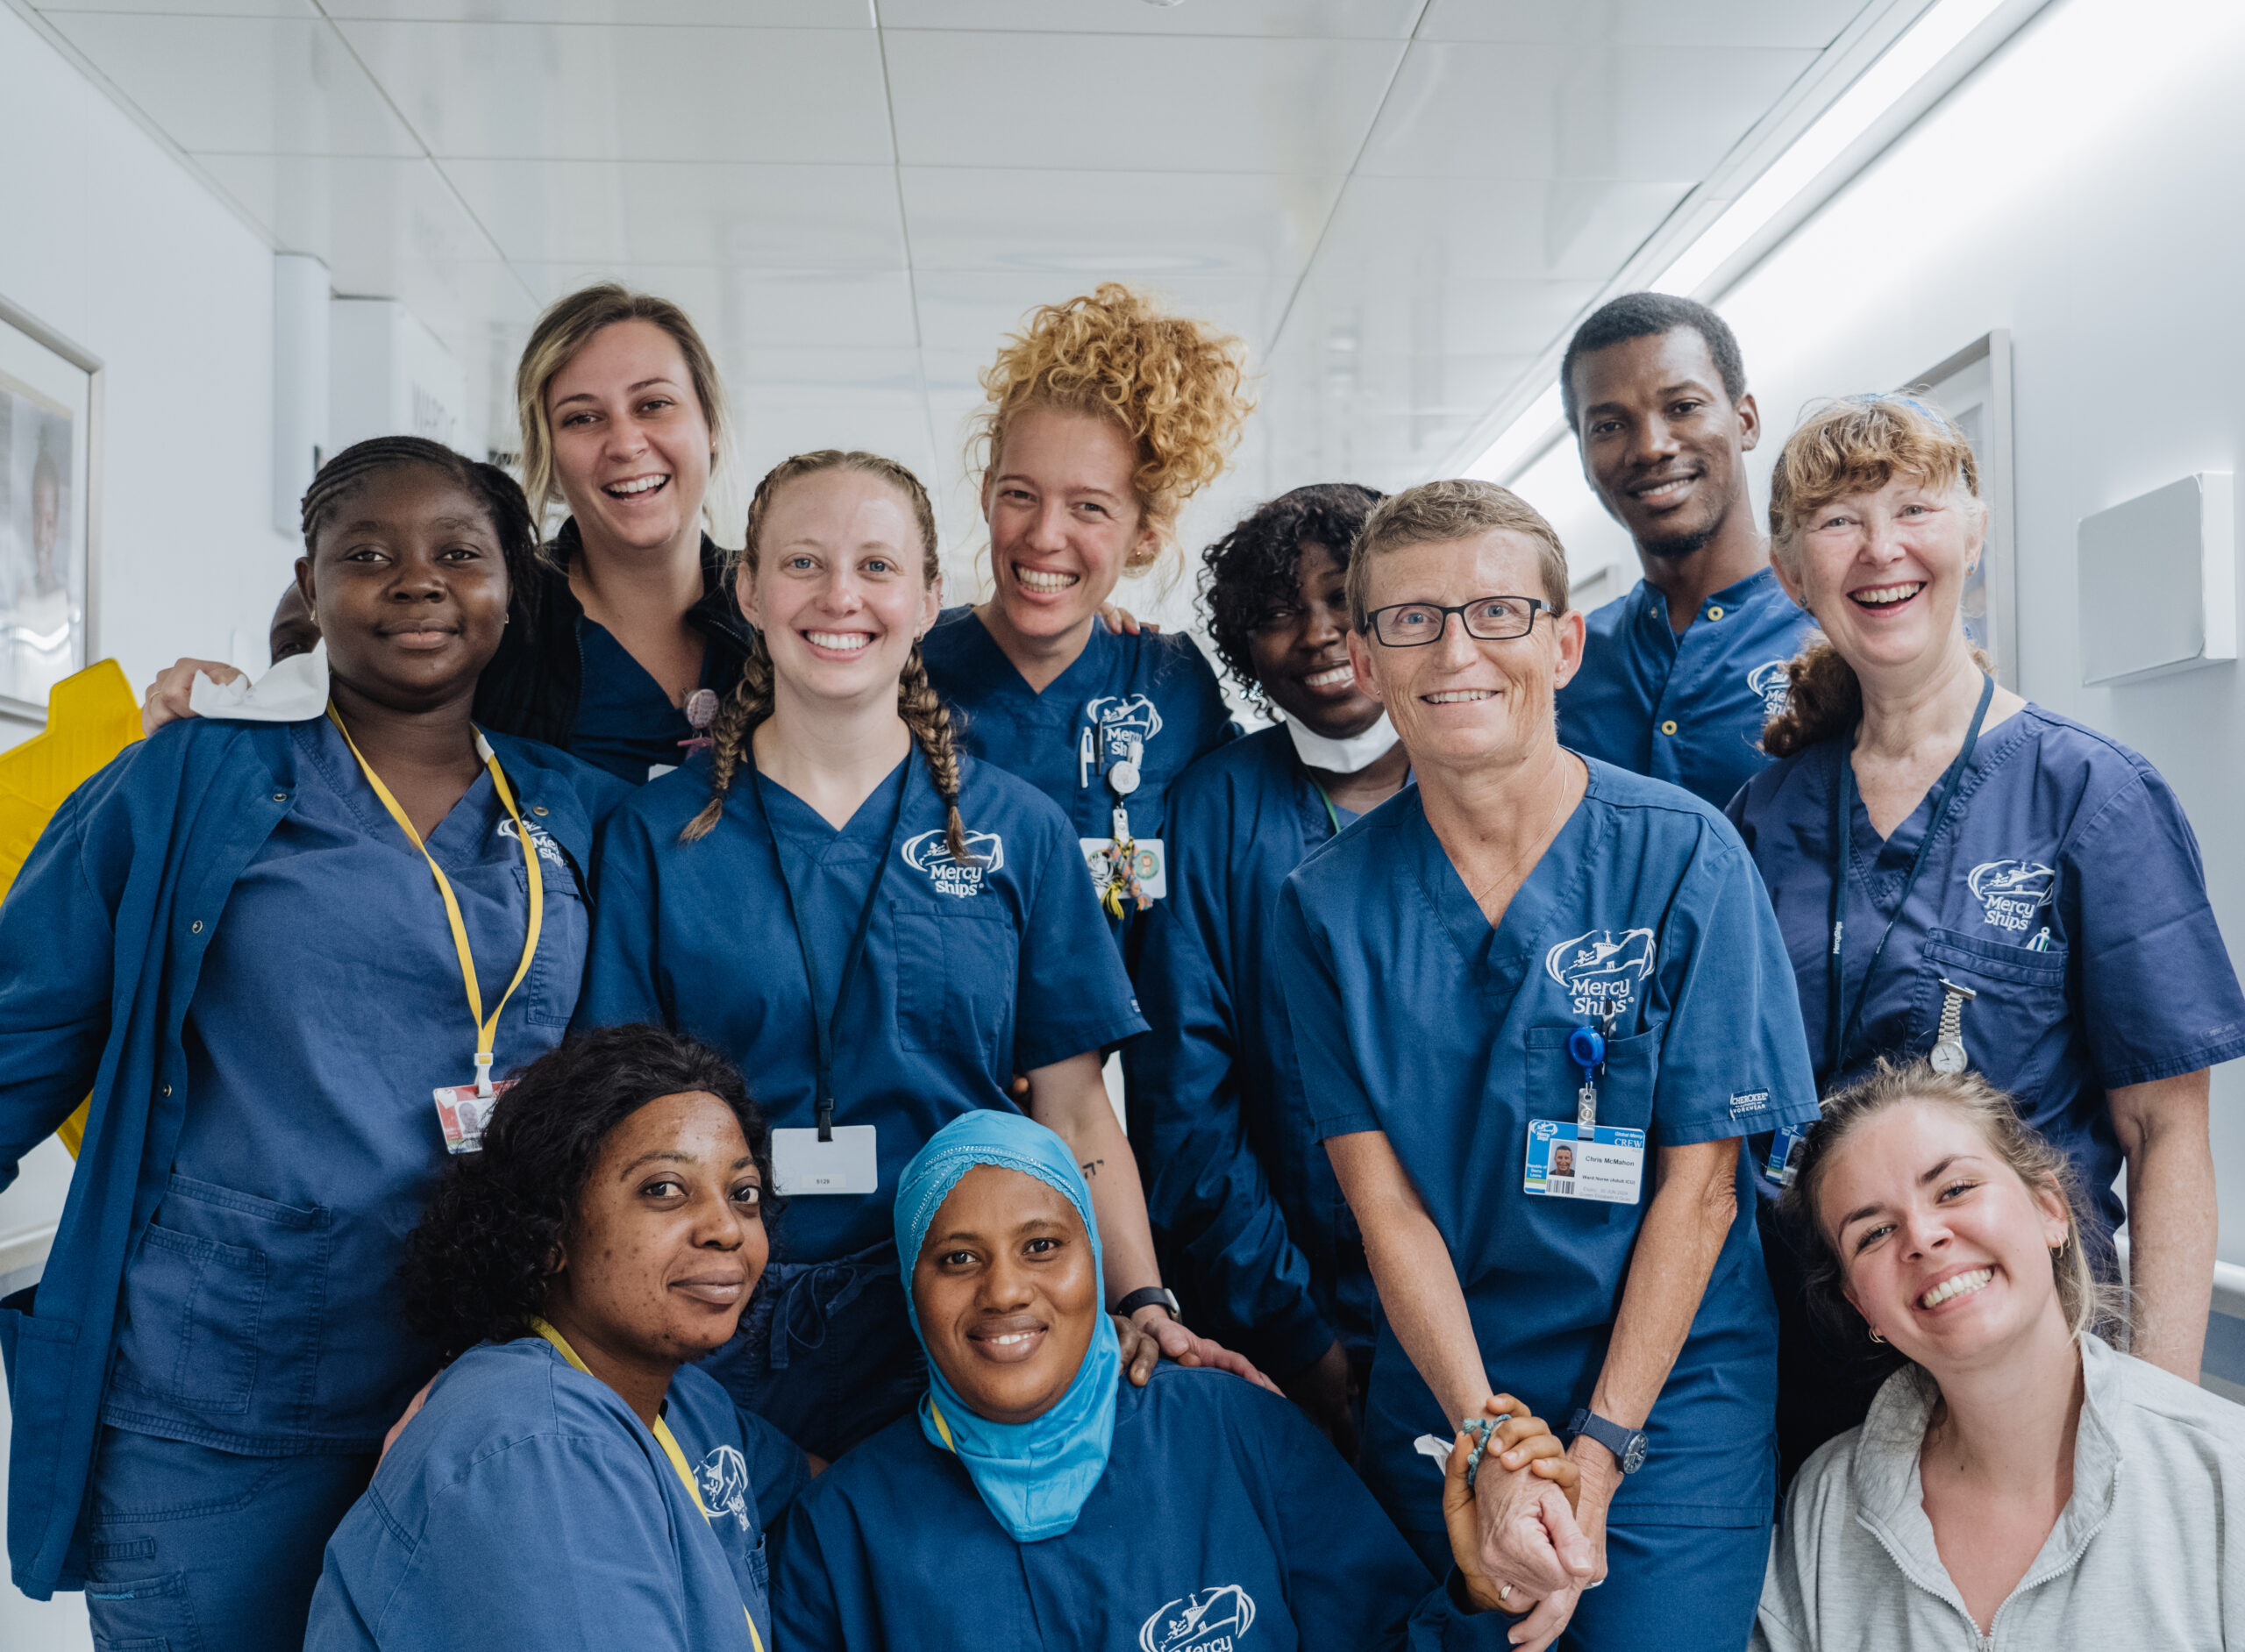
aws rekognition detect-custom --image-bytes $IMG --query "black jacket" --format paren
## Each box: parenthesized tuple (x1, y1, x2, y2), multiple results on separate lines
(473, 518, 755, 749)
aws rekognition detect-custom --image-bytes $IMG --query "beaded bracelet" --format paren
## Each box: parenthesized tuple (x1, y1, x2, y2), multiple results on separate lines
(1459, 1412, 1513, 1491)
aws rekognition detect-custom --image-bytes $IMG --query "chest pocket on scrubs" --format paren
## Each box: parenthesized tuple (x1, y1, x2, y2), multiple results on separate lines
(1914, 928, 2071, 1097)
(515, 859, 589, 1027)
(893, 899, 1017, 1069)
(1525, 1024, 1662, 1134)
(111, 1173, 328, 1424)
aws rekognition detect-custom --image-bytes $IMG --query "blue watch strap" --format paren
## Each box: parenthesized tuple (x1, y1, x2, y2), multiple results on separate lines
(1567, 1406, 1648, 1473)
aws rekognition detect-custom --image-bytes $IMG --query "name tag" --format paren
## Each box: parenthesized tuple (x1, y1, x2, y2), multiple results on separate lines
(1523, 1119, 1645, 1204)
(433, 1080, 515, 1155)
(771, 1125, 879, 1195)
(1079, 837, 1167, 899)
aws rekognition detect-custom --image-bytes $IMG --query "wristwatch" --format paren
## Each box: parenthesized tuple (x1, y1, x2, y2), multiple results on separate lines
(1567, 1408, 1648, 1474)
(1111, 1285, 1181, 1323)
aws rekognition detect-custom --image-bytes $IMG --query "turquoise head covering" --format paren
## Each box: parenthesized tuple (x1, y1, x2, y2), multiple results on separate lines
(893, 1112, 1122, 1542)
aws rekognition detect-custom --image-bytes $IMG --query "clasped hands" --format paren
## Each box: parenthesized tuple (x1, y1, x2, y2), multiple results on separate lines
(1441, 1394, 1598, 1650)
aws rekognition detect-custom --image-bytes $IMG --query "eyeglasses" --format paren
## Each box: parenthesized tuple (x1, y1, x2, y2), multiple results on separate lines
(1365, 595, 1548, 647)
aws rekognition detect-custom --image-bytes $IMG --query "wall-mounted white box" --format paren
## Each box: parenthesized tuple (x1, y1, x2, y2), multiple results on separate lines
(2078, 472, 2234, 685)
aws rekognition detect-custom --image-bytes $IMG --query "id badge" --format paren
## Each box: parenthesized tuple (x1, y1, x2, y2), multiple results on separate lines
(433, 1080, 515, 1155)
(1077, 837, 1168, 899)
(1523, 1118, 1646, 1205)
(771, 1125, 879, 1195)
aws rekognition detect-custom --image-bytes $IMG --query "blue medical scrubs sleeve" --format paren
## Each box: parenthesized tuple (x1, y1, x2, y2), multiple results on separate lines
(1650, 837, 1821, 1145)
(1011, 811, 1147, 1070)
(2065, 768, 2245, 1086)
(738, 1406, 812, 1528)
(1273, 881, 1383, 1142)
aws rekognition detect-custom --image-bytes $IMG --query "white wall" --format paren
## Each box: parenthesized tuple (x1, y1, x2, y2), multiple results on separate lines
(1514, 0, 2245, 1266)
(0, 6, 295, 1638)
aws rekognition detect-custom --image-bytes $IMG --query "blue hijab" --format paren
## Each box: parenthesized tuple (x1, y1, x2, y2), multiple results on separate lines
(893, 1112, 1122, 1542)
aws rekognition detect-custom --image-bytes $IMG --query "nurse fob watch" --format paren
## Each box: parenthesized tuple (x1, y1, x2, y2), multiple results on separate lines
(1567, 1408, 1648, 1475)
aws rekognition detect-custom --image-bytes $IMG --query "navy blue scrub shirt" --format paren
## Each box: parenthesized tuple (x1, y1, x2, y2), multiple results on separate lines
(773, 1363, 1512, 1651)
(577, 747, 1144, 1445)
(1126, 723, 1380, 1378)
(1728, 701, 2245, 1247)
(919, 607, 1236, 959)
(1557, 566, 1815, 809)
(1274, 766, 1818, 1552)
(307, 1336, 799, 1651)
(568, 616, 728, 785)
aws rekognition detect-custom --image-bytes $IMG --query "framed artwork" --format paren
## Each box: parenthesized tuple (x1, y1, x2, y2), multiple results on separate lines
(1906, 331, 2015, 687)
(0, 294, 101, 721)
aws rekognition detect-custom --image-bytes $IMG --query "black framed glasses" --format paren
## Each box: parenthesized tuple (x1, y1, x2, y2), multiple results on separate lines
(1365, 595, 1548, 647)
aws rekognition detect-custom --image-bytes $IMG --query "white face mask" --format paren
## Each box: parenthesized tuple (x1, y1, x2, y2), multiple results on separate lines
(188, 639, 331, 723)
(1283, 708, 1400, 775)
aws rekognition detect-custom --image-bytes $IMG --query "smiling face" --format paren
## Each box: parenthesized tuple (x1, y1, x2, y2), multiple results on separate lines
(1347, 530, 1585, 780)
(983, 404, 1159, 641)
(741, 466, 941, 713)
(1246, 540, 1383, 739)
(1820, 1098, 2072, 1377)
(1572, 328, 1758, 559)
(547, 1089, 767, 1364)
(1775, 471, 1984, 683)
(545, 319, 714, 559)
(296, 464, 510, 712)
(913, 1164, 1101, 1427)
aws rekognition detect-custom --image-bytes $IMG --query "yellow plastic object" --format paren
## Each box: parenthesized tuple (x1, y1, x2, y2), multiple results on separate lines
(0, 659, 143, 1156)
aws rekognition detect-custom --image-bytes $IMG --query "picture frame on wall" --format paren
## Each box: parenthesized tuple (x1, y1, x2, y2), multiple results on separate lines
(0, 293, 101, 723)
(1906, 330, 2016, 687)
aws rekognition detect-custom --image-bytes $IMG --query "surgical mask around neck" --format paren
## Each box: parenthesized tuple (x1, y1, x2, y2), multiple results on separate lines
(1283, 709, 1400, 775)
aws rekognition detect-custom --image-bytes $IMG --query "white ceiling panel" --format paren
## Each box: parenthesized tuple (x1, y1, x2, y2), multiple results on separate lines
(901, 167, 1339, 277)
(331, 21, 894, 162)
(1359, 41, 1820, 179)
(194, 153, 502, 272)
(873, 0, 1423, 38)
(440, 160, 906, 267)
(324, 0, 867, 22)
(46, 12, 420, 155)
(1420, 0, 1873, 49)
(883, 30, 1402, 174)
(910, 270, 1292, 357)
(1320, 175, 1696, 281)
(34, 0, 313, 13)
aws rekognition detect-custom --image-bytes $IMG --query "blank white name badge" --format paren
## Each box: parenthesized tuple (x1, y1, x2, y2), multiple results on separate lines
(771, 1125, 879, 1196)
(1523, 1119, 1646, 1205)
(1078, 837, 1168, 899)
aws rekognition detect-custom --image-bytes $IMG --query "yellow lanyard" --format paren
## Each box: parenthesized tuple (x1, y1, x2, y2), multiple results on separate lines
(327, 706, 543, 1097)
(531, 1319, 767, 1652)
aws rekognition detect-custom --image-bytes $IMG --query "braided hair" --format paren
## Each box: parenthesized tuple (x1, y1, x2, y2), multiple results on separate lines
(1200, 482, 1384, 718)
(681, 452, 975, 864)
(299, 436, 541, 611)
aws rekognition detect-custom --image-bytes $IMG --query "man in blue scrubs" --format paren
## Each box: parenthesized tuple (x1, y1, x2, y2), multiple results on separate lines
(1554, 294, 1814, 808)
(1277, 479, 1818, 1649)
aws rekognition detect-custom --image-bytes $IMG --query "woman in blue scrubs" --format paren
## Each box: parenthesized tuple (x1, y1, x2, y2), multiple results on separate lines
(309, 1024, 802, 1652)
(774, 1111, 1590, 1651)
(1728, 394, 2245, 1480)
(1273, 479, 1820, 1651)
(580, 449, 1226, 1462)
(1130, 482, 1408, 1449)
(0, 438, 629, 1644)
(142, 284, 754, 784)
(919, 285, 1251, 955)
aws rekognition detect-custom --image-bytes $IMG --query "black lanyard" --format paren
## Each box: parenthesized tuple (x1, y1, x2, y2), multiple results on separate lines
(745, 750, 914, 1140)
(1821, 673, 1993, 1084)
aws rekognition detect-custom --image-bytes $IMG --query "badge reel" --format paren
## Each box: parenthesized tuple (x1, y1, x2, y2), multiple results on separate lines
(1522, 1017, 1645, 1205)
(1079, 728, 1166, 915)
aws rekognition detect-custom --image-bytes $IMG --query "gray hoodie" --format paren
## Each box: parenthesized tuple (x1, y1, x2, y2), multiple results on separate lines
(1754, 1333, 2244, 1650)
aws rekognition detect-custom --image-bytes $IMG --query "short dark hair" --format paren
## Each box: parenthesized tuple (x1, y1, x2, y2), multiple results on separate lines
(402, 1024, 773, 1359)
(1560, 293, 1747, 431)
(300, 436, 543, 621)
(1199, 482, 1384, 716)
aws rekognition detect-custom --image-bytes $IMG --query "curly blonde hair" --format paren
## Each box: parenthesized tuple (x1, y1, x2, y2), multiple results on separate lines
(972, 284, 1251, 571)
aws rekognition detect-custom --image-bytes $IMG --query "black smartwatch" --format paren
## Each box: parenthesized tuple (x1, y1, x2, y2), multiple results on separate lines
(1111, 1285, 1181, 1323)
(1567, 1407, 1648, 1474)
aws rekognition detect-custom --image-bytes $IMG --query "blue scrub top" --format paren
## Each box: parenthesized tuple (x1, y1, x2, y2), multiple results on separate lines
(1126, 724, 1379, 1378)
(568, 617, 722, 785)
(773, 1363, 1504, 1651)
(1274, 766, 1818, 1538)
(306, 1337, 784, 1652)
(919, 608, 1236, 955)
(1557, 566, 1814, 810)
(578, 746, 1145, 1263)
(1728, 703, 2245, 1241)
(103, 715, 591, 1456)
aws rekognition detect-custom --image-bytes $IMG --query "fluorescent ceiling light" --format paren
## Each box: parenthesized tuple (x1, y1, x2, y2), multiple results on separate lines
(1461, 0, 2007, 485)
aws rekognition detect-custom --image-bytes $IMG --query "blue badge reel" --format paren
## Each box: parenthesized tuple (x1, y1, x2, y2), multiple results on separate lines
(1523, 1023, 1646, 1204)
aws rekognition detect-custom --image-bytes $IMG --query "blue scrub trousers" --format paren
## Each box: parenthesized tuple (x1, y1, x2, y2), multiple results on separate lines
(82, 1426, 375, 1652)
(1402, 1516, 1765, 1652)
(704, 1242, 927, 1462)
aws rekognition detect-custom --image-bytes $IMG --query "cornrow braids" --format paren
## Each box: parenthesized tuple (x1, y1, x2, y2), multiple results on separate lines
(300, 435, 541, 614)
